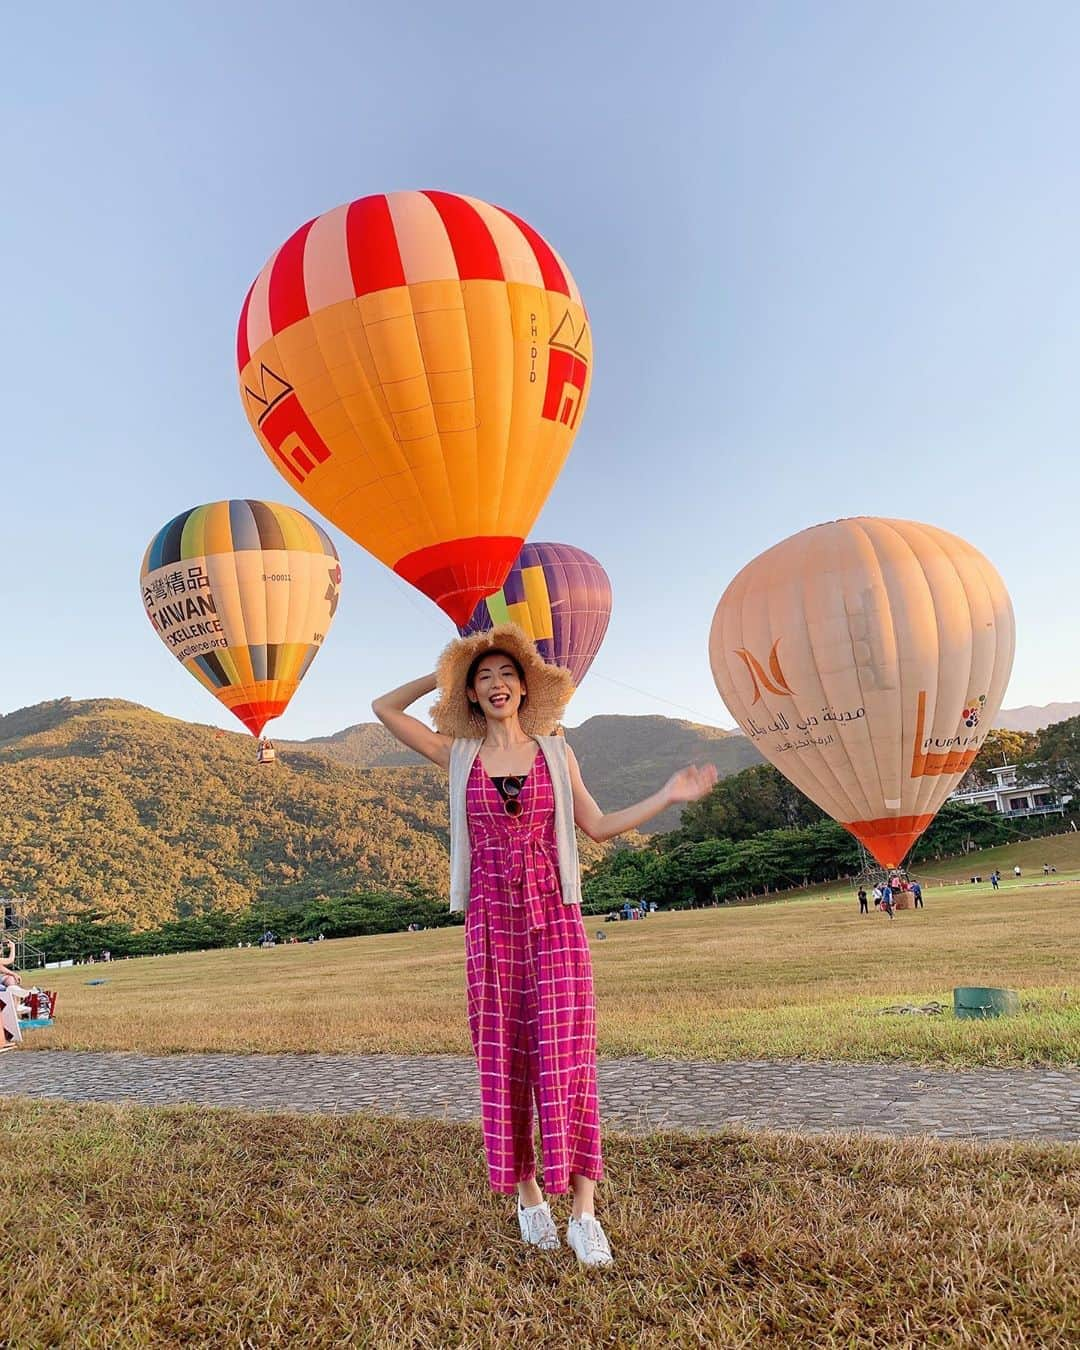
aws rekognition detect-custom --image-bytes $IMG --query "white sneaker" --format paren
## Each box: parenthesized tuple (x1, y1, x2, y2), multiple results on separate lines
(517, 1200, 560, 1250)
(567, 1213, 614, 1267)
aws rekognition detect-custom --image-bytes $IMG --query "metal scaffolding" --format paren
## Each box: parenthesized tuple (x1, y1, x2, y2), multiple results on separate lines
(854, 845, 907, 891)
(2, 896, 45, 971)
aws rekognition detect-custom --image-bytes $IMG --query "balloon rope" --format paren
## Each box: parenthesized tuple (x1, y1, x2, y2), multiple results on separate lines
(375, 571, 734, 728)
(381, 575, 453, 633)
(590, 672, 734, 730)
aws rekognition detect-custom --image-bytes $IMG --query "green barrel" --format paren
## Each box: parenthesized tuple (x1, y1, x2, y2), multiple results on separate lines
(953, 987, 1021, 1019)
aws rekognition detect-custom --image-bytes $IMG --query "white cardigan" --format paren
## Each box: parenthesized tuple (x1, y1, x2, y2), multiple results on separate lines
(448, 736, 583, 914)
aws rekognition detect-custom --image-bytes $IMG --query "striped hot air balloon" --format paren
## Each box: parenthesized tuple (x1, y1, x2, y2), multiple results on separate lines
(458, 541, 612, 688)
(237, 191, 592, 626)
(709, 518, 1015, 868)
(140, 500, 342, 737)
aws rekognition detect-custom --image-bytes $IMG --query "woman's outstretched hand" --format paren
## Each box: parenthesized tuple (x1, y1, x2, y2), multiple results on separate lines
(664, 763, 719, 805)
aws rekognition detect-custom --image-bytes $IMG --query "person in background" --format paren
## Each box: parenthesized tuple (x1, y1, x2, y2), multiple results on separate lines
(0, 982, 21, 1051)
(911, 879, 923, 909)
(0, 940, 25, 1051)
(0, 940, 26, 996)
(990, 871, 1000, 890)
(858, 886, 868, 915)
(872, 885, 883, 908)
(881, 886, 896, 919)
(1014, 866, 1022, 878)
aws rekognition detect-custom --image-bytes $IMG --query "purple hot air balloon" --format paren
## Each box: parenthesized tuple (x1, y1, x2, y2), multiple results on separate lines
(457, 542, 612, 687)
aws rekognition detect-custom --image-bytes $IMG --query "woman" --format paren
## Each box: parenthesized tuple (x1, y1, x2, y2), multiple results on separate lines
(1, 939, 24, 993)
(0, 940, 23, 1051)
(373, 623, 716, 1266)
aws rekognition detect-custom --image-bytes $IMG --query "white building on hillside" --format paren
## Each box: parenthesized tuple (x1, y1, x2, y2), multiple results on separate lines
(950, 764, 1065, 818)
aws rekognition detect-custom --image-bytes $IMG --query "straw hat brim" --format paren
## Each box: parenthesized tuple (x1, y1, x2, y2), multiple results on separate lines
(430, 623, 575, 739)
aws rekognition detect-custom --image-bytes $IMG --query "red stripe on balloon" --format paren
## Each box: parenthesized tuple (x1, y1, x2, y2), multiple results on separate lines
(236, 281, 255, 371)
(346, 195, 406, 297)
(229, 698, 289, 738)
(494, 206, 569, 296)
(268, 218, 316, 334)
(395, 535, 523, 627)
(422, 191, 504, 281)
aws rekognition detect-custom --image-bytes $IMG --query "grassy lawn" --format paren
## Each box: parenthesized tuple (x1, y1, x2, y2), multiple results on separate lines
(914, 828, 1080, 882)
(761, 828, 1080, 903)
(0, 1099, 1075, 1348)
(26, 880, 1079, 1067)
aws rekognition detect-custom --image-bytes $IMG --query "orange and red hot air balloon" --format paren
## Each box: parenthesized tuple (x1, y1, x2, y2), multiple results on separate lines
(709, 518, 1015, 868)
(236, 191, 592, 626)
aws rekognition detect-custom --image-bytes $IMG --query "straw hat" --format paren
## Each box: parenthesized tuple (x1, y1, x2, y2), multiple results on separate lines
(430, 623, 575, 739)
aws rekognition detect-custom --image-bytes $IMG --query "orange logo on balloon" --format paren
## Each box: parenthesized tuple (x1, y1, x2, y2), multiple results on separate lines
(734, 640, 795, 704)
(910, 690, 982, 779)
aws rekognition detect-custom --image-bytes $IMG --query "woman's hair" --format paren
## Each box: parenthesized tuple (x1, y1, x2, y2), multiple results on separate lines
(465, 649, 527, 701)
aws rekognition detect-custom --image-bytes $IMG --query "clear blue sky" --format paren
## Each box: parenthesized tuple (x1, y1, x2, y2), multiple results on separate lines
(3, 1, 1076, 738)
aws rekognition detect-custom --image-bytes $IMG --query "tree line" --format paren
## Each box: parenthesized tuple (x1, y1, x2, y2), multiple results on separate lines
(580, 721, 1080, 911)
(16, 710, 1080, 957)
(24, 884, 460, 965)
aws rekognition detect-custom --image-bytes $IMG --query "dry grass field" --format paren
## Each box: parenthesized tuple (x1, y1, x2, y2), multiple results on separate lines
(28, 876, 1079, 1066)
(1, 1098, 1076, 1348)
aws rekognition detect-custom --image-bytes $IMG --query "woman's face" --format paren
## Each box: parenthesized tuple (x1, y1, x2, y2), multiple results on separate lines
(468, 653, 526, 724)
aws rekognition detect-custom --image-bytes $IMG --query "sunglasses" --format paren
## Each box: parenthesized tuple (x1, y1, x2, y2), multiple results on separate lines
(501, 775, 524, 817)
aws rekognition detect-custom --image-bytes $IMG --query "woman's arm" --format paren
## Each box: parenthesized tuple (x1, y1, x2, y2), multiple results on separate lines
(371, 674, 453, 770)
(565, 744, 717, 842)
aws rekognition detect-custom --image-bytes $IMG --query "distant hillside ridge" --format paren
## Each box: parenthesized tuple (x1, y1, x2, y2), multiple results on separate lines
(0, 699, 452, 929)
(282, 711, 765, 831)
(995, 703, 1080, 734)
(563, 715, 762, 831)
(3, 699, 697, 928)
(281, 720, 425, 768)
(2, 693, 1070, 929)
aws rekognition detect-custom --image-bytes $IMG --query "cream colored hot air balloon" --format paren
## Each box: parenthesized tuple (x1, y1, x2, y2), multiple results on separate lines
(709, 518, 1015, 867)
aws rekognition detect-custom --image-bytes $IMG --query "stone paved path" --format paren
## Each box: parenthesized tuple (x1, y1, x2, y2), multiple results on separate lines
(2, 1052, 1078, 1142)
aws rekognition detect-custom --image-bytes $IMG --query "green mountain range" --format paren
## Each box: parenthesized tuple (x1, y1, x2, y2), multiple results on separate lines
(0, 699, 759, 929)
(280, 712, 763, 832)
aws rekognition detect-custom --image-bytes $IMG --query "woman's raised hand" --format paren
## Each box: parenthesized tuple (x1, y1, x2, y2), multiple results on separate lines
(664, 764, 719, 805)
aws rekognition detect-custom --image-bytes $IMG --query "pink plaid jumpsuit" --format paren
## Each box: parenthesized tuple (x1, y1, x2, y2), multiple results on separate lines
(464, 750, 603, 1195)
